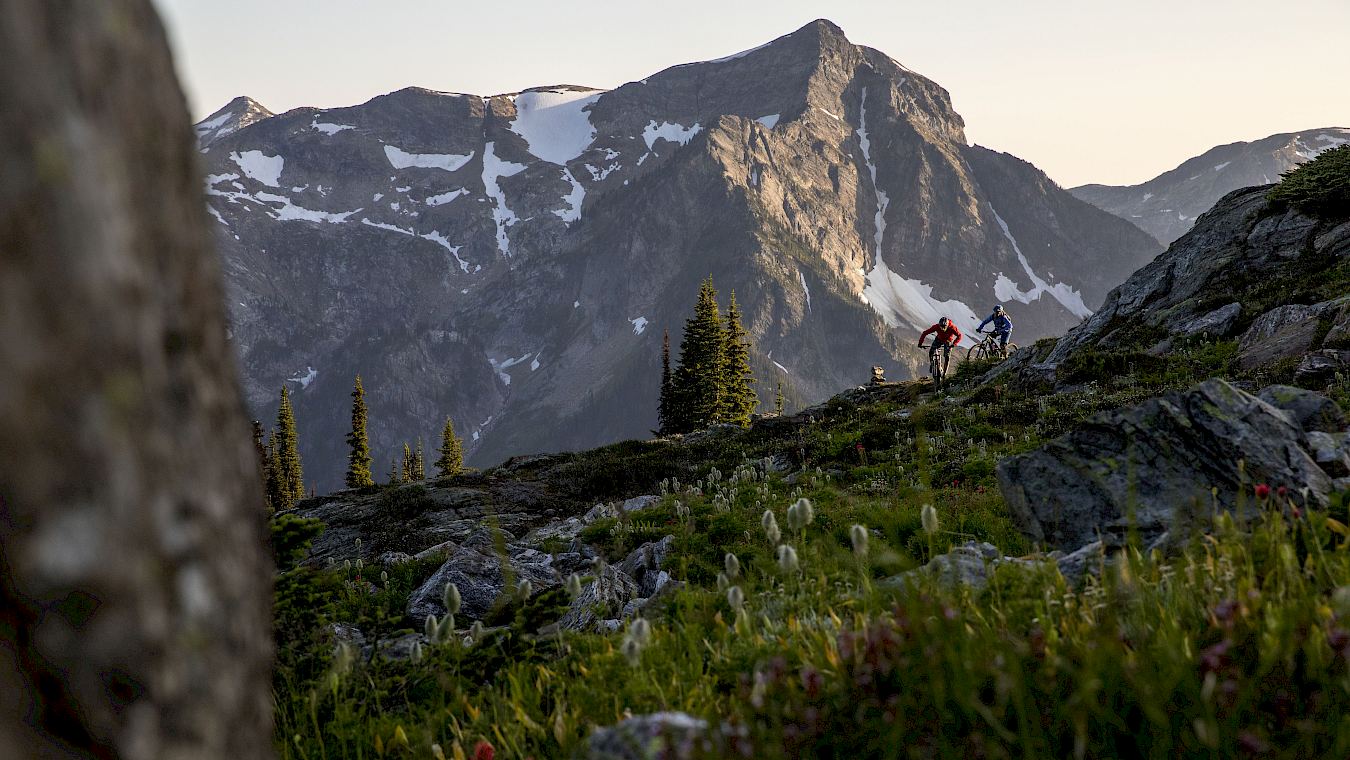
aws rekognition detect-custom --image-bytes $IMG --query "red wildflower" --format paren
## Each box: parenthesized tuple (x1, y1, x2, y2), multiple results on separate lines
(1277, 485, 1288, 498)
(856, 443, 865, 450)
(473, 740, 495, 760)
(1254, 484, 1271, 499)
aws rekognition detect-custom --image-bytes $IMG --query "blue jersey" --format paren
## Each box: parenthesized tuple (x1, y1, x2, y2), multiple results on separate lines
(979, 312, 1012, 333)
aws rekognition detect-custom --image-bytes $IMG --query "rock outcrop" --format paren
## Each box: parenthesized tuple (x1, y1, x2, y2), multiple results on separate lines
(0, 2, 272, 756)
(997, 380, 1333, 554)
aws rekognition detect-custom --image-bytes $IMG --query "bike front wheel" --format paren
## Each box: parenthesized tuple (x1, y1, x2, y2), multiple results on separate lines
(967, 344, 986, 362)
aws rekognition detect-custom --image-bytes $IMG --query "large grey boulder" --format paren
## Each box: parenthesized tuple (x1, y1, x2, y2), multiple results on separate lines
(618, 535, 677, 597)
(1238, 303, 1328, 369)
(407, 542, 558, 622)
(1294, 350, 1350, 388)
(1175, 302, 1242, 338)
(586, 712, 707, 760)
(0, 2, 273, 756)
(1257, 385, 1347, 434)
(557, 564, 640, 631)
(997, 379, 1332, 553)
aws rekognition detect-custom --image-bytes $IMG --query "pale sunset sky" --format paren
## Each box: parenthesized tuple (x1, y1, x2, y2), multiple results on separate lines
(152, 0, 1349, 187)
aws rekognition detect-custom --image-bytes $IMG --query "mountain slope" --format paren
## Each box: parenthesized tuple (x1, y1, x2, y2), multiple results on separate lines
(199, 19, 1159, 490)
(1071, 128, 1350, 245)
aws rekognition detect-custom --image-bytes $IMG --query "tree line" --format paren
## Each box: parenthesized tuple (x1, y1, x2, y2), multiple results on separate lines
(254, 377, 465, 511)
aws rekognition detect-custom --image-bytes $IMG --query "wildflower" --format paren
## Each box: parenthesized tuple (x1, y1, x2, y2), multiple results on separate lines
(786, 498, 814, 532)
(777, 544, 800, 574)
(1277, 485, 1288, 498)
(1254, 483, 1271, 500)
(850, 524, 869, 556)
(438, 614, 455, 642)
(629, 617, 652, 647)
(921, 504, 939, 535)
(343, 558, 352, 573)
(517, 579, 533, 600)
(716, 572, 730, 592)
(762, 510, 781, 545)
(621, 635, 643, 666)
(727, 585, 745, 612)
(473, 740, 495, 760)
(411, 641, 424, 663)
(469, 620, 485, 644)
(443, 583, 462, 615)
(565, 573, 583, 599)
(354, 537, 362, 551)
(424, 613, 440, 641)
(725, 552, 740, 579)
(380, 570, 389, 585)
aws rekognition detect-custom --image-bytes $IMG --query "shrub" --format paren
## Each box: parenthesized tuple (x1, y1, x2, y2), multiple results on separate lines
(1267, 144, 1350, 219)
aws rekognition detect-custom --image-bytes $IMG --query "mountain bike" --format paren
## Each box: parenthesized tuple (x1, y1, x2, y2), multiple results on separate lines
(967, 330, 1018, 362)
(919, 342, 953, 387)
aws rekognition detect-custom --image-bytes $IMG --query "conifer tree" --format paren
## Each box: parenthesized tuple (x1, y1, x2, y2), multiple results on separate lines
(345, 376, 374, 488)
(412, 438, 425, 481)
(388, 458, 402, 485)
(264, 431, 283, 512)
(250, 420, 269, 499)
(657, 329, 674, 435)
(774, 382, 785, 415)
(401, 443, 413, 482)
(435, 417, 464, 477)
(274, 387, 304, 508)
(720, 290, 757, 426)
(671, 276, 725, 432)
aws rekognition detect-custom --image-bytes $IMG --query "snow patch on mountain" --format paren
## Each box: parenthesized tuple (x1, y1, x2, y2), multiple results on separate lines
(798, 270, 812, 312)
(509, 89, 604, 165)
(255, 192, 362, 224)
(989, 206, 1092, 319)
(555, 169, 585, 223)
(630, 316, 649, 335)
(864, 255, 980, 339)
(384, 145, 474, 172)
(482, 142, 527, 255)
(231, 150, 284, 187)
(489, 353, 533, 385)
(425, 188, 468, 207)
(287, 366, 318, 389)
(642, 121, 702, 150)
(311, 120, 354, 135)
(755, 114, 781, 129)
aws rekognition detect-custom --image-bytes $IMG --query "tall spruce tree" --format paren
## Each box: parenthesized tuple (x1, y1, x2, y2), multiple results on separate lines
(401, 443, 413, 482)
(720, 290, 757, 425)
(412, 438, 425, 481)
(657, 329, 674, 434)
(274, 387, 304, 508)
(250, 420, 268, 491)
(671, 276, 725, 432)
(774, 382, 786, 415)
(264, 431, 283, 512)
(388, 458, 402, 485)
(344, 375, 374, 488)
(435, 417, 464, 477)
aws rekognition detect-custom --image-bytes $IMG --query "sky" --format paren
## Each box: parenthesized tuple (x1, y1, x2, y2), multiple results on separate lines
(152, 0, 1348, 188)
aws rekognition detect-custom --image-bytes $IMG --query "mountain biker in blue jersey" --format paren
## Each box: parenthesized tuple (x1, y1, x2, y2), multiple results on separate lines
(977, 305, 1013, 356)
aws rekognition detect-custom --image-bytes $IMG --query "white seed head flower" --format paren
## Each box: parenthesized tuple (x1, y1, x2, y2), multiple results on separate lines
(921, 504, 940, 536)
(380, 570, 389, 585)
(469, 620, 485, 642)
(566, 573, 584, 599)
(629, 617, 652, 647)
(850, 524, 870, 556)
(716, 572, 729, 592)
(621, 635, 643, 667)
(411, 641, 424, 663)
(777, 544, 800, 574)
(727, 585, 745, 612)
(354, 537, 362, 550)
(762, 510, 781, 545)
(791, 498, 814, 530)
(424, 613, 440, 642)
(355, 558, 364, 571)
(443, 583, 461, 615)
(517, 579, 533, 600)
(724, 552, 740, 579)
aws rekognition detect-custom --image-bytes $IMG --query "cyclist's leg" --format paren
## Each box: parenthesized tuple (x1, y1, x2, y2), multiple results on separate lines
(996, 329, 1010, 357)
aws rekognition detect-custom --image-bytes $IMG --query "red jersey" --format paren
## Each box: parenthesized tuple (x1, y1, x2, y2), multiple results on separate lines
(920, 322, 963, 346)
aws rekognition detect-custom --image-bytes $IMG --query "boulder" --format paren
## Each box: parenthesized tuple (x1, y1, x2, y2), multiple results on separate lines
(557, 564, 640, 631)
(1175, 302, 1242, 338)
(1294, 350, 1350, 388)
(884, 541, 1046, 591)
(407, 542, 557, 623)
(1238, 303, 1326, 369)
(586, 712, 707, 760)
(997, 379, 1332, 553)
(1257, 385, 1347, 434)
(619, 536, 677, 597)
(1307, 432, 1350, 478)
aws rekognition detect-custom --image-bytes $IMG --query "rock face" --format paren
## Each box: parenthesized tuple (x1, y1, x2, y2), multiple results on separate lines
(199, 19, 1159, 490)
(1072, 127, 1350, 245)
(0, 2, 272, 757)
(997, 380, 1332, 553)
(1044, 188, 1350, 370)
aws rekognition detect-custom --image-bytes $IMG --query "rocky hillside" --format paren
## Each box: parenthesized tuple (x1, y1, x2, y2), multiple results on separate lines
(1071, 128, 1350, 245)
(199, 19, 1160, 490)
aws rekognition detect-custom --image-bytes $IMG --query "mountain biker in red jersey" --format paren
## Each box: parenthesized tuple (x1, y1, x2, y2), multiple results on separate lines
(918, 317, 962, 365)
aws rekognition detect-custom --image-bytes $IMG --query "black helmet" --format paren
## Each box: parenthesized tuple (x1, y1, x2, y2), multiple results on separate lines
(938, 316, 951, 327)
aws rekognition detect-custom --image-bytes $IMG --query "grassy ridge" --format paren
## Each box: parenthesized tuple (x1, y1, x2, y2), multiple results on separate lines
(272, 342, 1350, 758)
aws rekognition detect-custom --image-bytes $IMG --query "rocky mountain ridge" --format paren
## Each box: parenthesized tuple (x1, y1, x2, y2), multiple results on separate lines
(1071, 127, 1350, 245)
(200, 19, 1160, 491)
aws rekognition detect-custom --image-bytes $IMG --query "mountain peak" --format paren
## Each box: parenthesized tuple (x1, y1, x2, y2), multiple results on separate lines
(195, 95, 273, 148)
